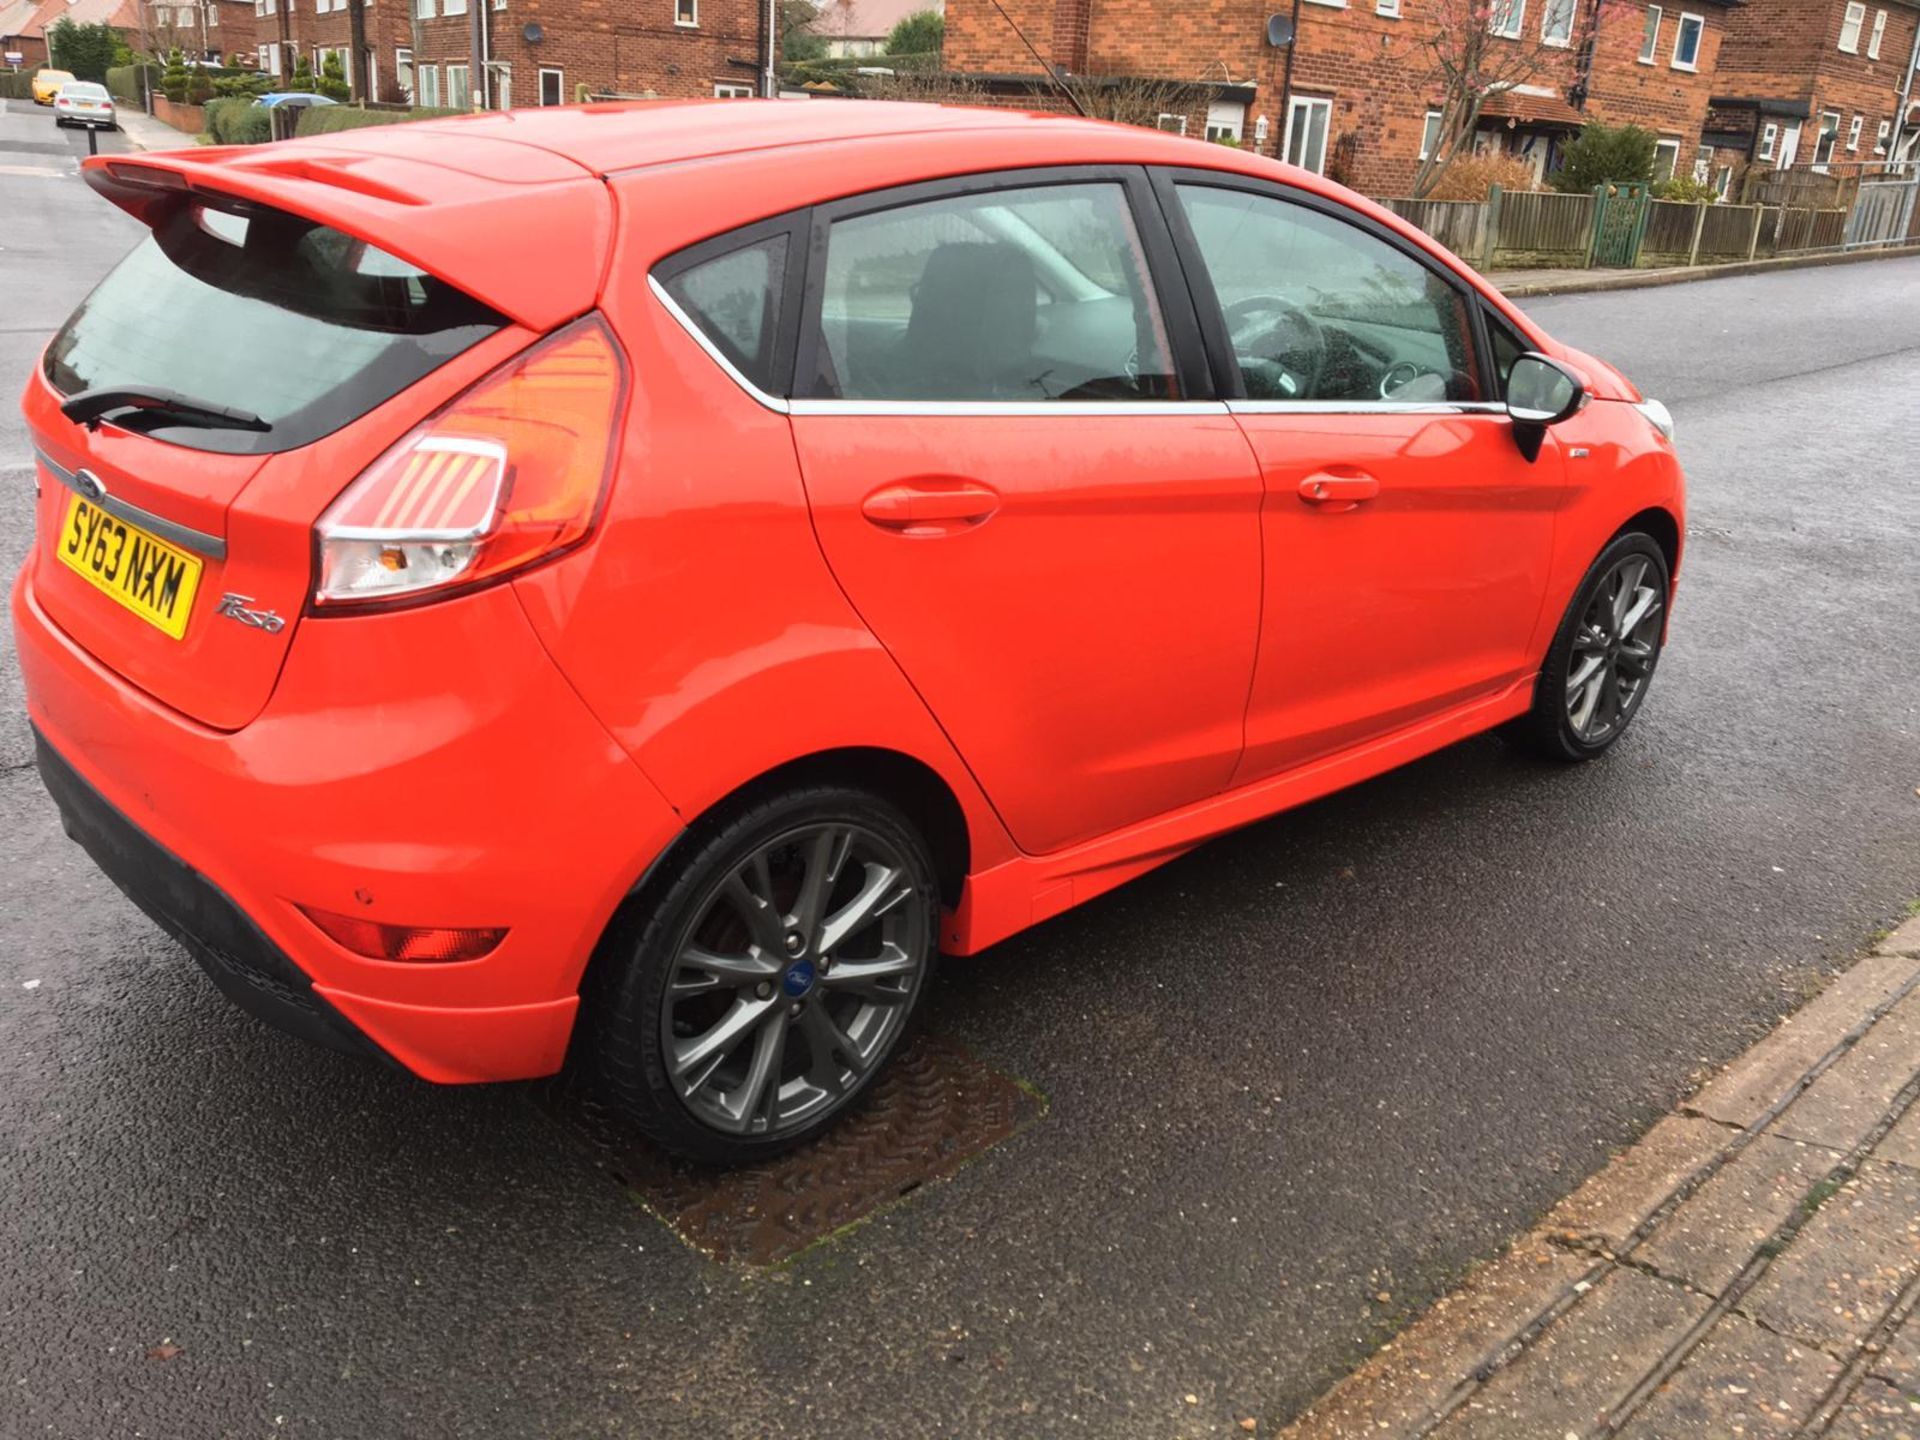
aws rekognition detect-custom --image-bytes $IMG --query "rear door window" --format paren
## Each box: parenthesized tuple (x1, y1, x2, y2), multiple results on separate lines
(806, 181, 1180, 403)
(44, 199, 505, 455)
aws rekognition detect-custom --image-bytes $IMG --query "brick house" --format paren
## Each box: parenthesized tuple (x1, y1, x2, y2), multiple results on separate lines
(1707, 0, 1919, 174)
(399, 0, 769, 109)
(945, 0, 1740, 196)
(144, 0, 259, 62)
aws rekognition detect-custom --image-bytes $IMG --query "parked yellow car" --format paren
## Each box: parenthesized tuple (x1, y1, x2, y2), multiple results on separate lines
(31, 68, 76, 105)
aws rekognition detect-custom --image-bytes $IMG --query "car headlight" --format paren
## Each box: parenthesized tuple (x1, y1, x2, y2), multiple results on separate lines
(1634, 397, 1675, 441)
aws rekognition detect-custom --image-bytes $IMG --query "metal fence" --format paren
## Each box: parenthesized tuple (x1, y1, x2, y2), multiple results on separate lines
(1844, 177, 1920, 249)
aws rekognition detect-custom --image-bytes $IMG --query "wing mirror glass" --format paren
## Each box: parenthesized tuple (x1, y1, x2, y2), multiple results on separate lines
(1505, 352, 1586, 461)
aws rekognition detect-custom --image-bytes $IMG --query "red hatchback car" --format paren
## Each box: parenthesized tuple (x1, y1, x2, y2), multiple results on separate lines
(17, 101, 1683, 1162)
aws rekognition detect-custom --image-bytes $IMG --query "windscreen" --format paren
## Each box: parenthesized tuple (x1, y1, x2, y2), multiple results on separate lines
(44, 199, 505, 454)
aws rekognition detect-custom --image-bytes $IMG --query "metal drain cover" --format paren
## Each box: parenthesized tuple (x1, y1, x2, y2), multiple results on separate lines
(545, 1036, 1044, 1265)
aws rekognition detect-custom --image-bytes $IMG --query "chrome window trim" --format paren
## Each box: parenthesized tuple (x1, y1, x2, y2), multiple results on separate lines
(786, 399, 1235, 418)
(34, 445, 227, 560)
(1226, 400, 1510, 416)
(648, 273, 790, 415)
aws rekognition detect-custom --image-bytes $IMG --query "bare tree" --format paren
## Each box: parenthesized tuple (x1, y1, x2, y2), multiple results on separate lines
(1062, 73, 1202, 131)
(1411, 0, 1618, 197)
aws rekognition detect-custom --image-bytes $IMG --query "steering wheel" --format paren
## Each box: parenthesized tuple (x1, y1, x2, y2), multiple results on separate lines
(1221, 295, 1328, 401)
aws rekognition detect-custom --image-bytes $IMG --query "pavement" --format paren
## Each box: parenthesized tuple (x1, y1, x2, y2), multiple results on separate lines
(1493, 244, 1920, 298)
(1, 92, 1919, 1439)
(1284, 913, 1920, 1439)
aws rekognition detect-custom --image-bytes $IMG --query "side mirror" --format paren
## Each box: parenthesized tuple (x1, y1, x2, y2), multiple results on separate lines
(1505, 352, 1586, 462)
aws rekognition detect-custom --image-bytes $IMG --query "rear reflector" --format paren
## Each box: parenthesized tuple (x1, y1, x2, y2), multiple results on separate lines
(298, 904, 508, 965)
(313, 314, 627, 609)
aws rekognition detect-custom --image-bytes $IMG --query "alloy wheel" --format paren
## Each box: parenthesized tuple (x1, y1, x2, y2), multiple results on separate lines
(1565, 553, 1665, 745)
(661, 822, 929, 1139)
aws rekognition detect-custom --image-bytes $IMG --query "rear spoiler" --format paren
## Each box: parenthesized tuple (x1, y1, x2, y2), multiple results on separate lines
(83, 136, 613, 334)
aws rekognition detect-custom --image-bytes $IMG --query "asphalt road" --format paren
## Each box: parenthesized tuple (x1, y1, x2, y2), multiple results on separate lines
(2, 99, 1917, 1438)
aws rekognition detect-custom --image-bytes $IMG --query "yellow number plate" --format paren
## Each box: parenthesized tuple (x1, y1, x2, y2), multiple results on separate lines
(55, 494, 205, 641)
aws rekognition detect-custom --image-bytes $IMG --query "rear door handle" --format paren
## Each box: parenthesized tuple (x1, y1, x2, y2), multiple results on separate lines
(861, 480, 1000, 534)
(1297, 471, 1380, 507)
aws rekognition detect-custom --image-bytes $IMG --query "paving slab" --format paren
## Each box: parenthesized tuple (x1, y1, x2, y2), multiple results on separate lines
(1541, 1114, 1729, 1252)
(1882, 916, 1920, 959)
(1281, 1243, 1593, 1440)
(1773, 990, 1920, 1151)
(1877, 1104, 1920, 1171)
(1613, 1310, 1843, 1439)
(1824, 1377, 1920, 1438)
(1687, 952, 1920, 1131)
(1870, 1305, 1920, 1393)
(1740, 1160, 1920, 1353)
(1637, 1133, 1838, 1294)
(1425, 1267, 1710, 1439)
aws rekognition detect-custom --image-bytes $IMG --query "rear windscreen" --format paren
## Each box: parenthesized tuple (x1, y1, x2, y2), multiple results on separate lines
(44, 200, 506, 455)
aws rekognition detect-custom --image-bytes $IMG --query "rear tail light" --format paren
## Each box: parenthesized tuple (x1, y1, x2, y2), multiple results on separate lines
(298, 904, 507, 964)
(313, 314, 627, 609)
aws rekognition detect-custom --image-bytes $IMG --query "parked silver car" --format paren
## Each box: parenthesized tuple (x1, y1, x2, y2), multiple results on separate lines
(53, 82, 117, 131)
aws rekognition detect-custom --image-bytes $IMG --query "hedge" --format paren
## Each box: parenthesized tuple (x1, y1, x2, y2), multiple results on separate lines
(203, 95, 271, 146)
(295, 104, 465, 138)
(105, 62, 150, 103)
(0, 72, 34, 100)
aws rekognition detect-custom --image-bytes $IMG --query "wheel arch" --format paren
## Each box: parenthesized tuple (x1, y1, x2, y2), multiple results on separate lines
(1617, 505, 1682, 584)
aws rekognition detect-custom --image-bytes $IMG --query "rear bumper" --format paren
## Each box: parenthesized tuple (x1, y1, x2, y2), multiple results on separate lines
(35, 728, 389, 1064)
(13, 561, 683, 1082)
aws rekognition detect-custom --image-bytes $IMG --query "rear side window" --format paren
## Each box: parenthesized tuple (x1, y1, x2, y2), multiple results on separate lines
(660, 234, 790, 395)
(44, 200, 505, 455)
(808, 181, 1179, 403)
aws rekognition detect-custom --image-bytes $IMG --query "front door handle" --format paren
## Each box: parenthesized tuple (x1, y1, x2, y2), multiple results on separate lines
(1297, 471, 1380, 508)
(861, 480, 1000, 535)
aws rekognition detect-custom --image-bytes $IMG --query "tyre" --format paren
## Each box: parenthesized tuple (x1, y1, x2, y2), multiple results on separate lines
(1505, 531, 1670, 762)
(586, 784, 940, 1165)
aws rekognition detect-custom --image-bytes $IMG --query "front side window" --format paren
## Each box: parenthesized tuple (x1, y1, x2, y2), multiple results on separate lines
(1839, 1, 1866, 51)
(1541, 0, 1576, 46)
(811, 181, 1178, 403)
(1671, 12, 1703, 68)
(1285, 95, 1332, 172)
(664, 235, 789, 393)
(1639, 5, 1661, 60)
(1175, 184, 1482, 404)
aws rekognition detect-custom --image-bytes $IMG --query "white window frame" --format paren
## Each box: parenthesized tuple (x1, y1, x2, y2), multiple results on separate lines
(1541, 0, 1576, 47)
(1758, 120, 1777, 159)
(1714, 164, 1732, 197)
(1813, 109, 1841, 168)
(446, 61, 470, 109)
(1490, 0, 1525, 39)
(1284, 94, 1333, 173)
(713, 82, 752, 97)
(1691, 152, 1711, 183)
(1301, 0, 1347, 8)
(1375, 0, 1400, 15)
(206, 3, 217, 23)
(1204, 100, 1245, 143)
(1670, 12, 1703, 70)
(538, 65, 562, 105)
(395, 46, 412, 92)
(1867, 8, 1887, 57)
(1419, 108, 1443, 160)
(1155, 112, 1188, 135)
(1638, 5, 1661, 62)
(674, 0, 696, 25)
(415, 0, 433, 17)
(416, 62, 439, 107)
(1652, 136, 1681, 179)
(442, 0, 467, 15)
(1875, 118, 1891, 152)
(1838, 1, 1866, 51)
(1847, 114, 1864, 149)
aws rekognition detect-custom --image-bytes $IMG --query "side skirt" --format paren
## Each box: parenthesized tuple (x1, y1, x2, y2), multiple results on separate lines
(942, 675, 1536, 955)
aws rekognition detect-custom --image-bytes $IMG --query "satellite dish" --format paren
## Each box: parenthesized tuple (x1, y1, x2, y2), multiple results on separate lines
(1267, 14, 1295, 46)
(522, 20, 544, 42)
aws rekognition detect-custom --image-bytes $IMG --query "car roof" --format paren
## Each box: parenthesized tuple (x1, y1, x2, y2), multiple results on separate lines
(353, 98, 1190, 179)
